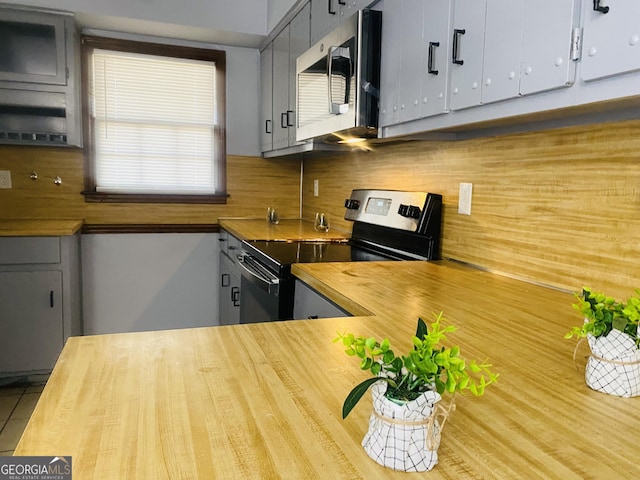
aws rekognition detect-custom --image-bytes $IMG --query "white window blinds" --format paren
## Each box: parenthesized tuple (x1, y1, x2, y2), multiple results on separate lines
(90, 49, 220, 194)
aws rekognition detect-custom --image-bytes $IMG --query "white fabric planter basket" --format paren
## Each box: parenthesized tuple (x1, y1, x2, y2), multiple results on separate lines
(586, 328, 640, 397)
(361, 381, 444, 472)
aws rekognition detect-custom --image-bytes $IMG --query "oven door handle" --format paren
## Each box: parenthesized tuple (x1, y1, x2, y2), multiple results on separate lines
(237, 255, 280, 295)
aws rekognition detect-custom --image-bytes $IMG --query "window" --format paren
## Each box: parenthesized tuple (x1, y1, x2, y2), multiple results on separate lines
(81, 36, 227, 203)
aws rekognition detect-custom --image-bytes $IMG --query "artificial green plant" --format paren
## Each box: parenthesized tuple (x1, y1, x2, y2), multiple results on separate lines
(334, 312, 499, 419)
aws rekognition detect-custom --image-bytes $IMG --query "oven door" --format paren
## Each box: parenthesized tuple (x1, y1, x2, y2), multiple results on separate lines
(237, 254, 293, 323)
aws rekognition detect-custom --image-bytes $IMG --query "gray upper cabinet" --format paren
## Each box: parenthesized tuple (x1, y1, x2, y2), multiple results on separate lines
(0, 6, 81, 147)
(263, 3, 310, 154)
(580, 0, 640, 82)
(481, 0, 524, 105)
(272, 25, 291, 151)
(311, 0, 340, 45)
(311, 0, 371, 45)
(519, 0, 578, 95)
(378, 0, 403, 128)
(448, 0, 486, 111)
(420, 0, 453, 119)
(260, 44, 273, 153)
(380, 0, 453, 127)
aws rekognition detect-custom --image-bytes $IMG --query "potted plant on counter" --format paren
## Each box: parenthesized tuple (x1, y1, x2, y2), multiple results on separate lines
(333, 312, 499, 473)
(565, 287, 640, 397)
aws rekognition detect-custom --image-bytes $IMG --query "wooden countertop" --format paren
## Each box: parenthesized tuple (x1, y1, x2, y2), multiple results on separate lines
(219, 218, 350, 241)
(0, 219, 83, 236)
(15, 261, 640, 479)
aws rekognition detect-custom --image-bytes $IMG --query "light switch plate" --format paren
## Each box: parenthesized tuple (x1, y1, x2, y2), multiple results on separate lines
(0, 170, 11, 189)
(458, 183, 472, 215)
(313, 179, 319, 197)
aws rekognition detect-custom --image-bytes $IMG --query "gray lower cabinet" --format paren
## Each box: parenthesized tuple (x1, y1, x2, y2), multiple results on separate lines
(0, 271, 63, 373)
(218, 229, 241, 326)
(293, 279, 350, 319)
(0, 235, 82, 377)
(219, 251, 241, 326)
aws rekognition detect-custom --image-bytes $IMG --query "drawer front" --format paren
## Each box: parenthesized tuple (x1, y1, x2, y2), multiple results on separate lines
(0, 237, 61, 265)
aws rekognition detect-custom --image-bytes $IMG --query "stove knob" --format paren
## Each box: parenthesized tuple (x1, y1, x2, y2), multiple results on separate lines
(398, 204, 410, 216)
(407, 205, 422, 219)
(344, 199, 360, 210)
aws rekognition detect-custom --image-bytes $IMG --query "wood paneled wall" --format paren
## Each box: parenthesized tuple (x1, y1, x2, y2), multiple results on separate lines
(0, 146, 301, 223)
(302, 119, 640, 299)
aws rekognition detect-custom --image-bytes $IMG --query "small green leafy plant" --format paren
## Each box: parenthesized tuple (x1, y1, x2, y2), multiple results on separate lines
(565, 287, 640, 347)
(333, 312, 499, 419)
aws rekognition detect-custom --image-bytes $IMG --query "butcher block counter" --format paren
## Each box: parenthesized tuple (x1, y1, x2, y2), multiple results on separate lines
(219, 217, 349, 241)
(0, 219, 83, 236)
(15, 261, 640, 479)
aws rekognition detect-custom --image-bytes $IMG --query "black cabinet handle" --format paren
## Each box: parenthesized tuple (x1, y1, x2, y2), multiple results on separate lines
(221, 273, 230, 287)
(265, 119, 272, 134)
(231, 287, 240, 307)
(286, 110, 294, 127)
(49, 290, 54, 308)
(452, 29, 466, 65)
(593, 0, 609, 14)
(338, 0, 346, 5)
(281, 112, 288, 128)
(328, 0, 336, 15)
(428, 41, 440, 75)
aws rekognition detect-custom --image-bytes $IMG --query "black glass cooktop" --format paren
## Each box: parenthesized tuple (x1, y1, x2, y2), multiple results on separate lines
(244, 240, 394, 267)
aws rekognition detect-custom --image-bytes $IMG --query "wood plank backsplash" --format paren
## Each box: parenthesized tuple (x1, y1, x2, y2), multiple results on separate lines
(0, 146, 301, 223)
(302, 119, 640, 299)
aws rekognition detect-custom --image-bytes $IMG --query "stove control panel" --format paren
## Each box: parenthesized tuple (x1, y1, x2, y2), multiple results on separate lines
(344, 189, 430, 232)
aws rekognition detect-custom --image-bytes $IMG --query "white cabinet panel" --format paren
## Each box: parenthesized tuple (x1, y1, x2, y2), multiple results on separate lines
(260, 44, 273, 153)
(520, 0, 577, 95)
(311, 0, 340, 44)
(272, 25, 291, 151)
(379, 2, 403, 127)
(397, 0, 425, 123)
(0, 271, 63, 373)
(288, 2, 310, 146)
(581, 0, 640, 81)
(449, 0, 487, 111)
(420, 0, 453, 118)
(481, 0, 524, 104)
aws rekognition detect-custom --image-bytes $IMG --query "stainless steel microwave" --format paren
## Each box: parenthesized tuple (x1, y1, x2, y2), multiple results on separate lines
(295, 9, 381, 143)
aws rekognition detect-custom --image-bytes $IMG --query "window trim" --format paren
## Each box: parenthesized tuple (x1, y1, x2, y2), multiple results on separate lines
(81, 35, 228, 204)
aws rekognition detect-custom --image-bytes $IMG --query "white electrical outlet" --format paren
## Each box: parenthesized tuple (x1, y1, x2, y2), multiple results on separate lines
(0, 170, 12, 189)
(458, 183, 472, 215)
(313, 179, 319, 197)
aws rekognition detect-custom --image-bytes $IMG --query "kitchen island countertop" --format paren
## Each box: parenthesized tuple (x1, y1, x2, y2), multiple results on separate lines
(15, 260, 640, 479)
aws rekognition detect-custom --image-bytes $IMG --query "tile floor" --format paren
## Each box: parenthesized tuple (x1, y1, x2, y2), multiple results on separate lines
(0, 379, 46, 456)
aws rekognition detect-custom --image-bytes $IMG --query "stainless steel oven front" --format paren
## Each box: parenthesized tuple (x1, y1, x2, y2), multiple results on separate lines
(237, 252, 294, 324)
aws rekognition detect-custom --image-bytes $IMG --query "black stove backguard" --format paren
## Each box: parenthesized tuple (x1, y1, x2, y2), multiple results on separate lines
(349, 192, 442, 260)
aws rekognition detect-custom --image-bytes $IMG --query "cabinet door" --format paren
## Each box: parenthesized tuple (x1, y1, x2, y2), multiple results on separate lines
(288, 3, 310, 147)
(272, 25, 290, 151)
(449, 0, 487, 111)
(0, 271, 63, 373)
(311, 0, 340, 45)
(378, 2, 403, 127)
(580, 0, 640, 82)
(397, 0, 425, 124)
(0, 10, 67, 86)
(481, 0, 524, 104)
(520, 0, 577, 95)
(339, 0, 372, 22)
(260, 44, 273, 153)
(420, 0, 453, 118)
(219, 253, 240, 326)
